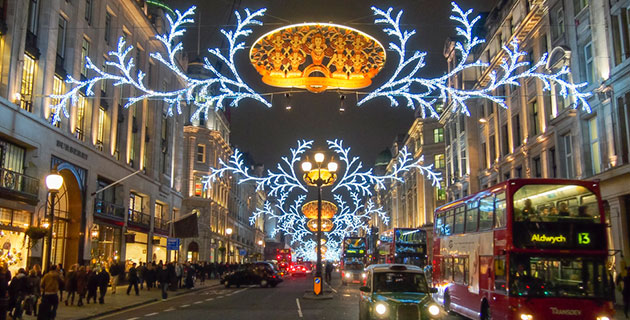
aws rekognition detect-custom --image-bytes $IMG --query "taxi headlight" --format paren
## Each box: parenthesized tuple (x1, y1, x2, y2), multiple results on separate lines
(520, 314, 533, 320)
(362, 273, 367, 278)
(597, 317, 610, 320)
(345, 273, 351, 278)
(375, 303, 387, 315)
(428, 304, 440, 316)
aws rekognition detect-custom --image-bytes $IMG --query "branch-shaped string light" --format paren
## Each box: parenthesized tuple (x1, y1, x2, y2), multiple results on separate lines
(49, 6, 270, 125)
(329, 139, 441, 196)
(328, 193, 389, 242)
(358, 2, 592, 117)
(203, 140, 311, 197)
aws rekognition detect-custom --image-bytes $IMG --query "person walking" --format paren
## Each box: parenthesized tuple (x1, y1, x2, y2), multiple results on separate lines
(97, 268, 109, 304)
(109, 262, 122, 294)
(325, 261, 333, 283)
(0, 263, 9, 320)
(63, 265, 77, 306)
(9, 268, 27, 319)
(126, 263, 139, 296)
(86, 267, 98, 304)
(75, 266, 87, 307)
(24, 269, 40, 316)
(38, 265, 63, 320)
(175, 263, 182, 289)
(157, 264, 169, 301)
(137, 262, 146, 290)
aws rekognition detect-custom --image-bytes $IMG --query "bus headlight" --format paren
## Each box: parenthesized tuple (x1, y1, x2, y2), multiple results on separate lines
(520, 314, 533, 320)
(375, 303, 387, 315)
(597, 317, 610, 320)
(428, 304, 440, 316)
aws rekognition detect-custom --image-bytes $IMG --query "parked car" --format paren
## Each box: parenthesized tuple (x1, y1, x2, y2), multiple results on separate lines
(359, 264, 444, 320)
(221, 262, 283, 288)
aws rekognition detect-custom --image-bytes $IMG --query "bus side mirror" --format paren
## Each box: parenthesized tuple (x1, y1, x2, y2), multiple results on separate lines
(359, 286, 370, 293)
(430, 287, 438, 293)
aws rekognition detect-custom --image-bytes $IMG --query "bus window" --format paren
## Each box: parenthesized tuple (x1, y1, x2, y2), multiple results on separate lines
(466, 201, 479, 232)
(495, 192, 506, 228)
(454, 257, 469, 285)
(479, 196, 494, 231)
(444, 257, 453, 281)
(454, 206, 465, 234)
(494, 256, 507, 293)
(435, 212, 445, 235)
(445, 210, 454, 235)
(513, 184, 599, 223)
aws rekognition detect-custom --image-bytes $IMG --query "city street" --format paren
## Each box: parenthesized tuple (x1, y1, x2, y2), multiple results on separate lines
(96, 273, 461, 320)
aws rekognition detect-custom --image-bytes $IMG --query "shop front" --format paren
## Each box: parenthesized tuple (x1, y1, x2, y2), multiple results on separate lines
(0, 207, 29, 275)
(90, 222, 122, 267)
(151, 236, 167, 263)
(124, 230, 148, 264)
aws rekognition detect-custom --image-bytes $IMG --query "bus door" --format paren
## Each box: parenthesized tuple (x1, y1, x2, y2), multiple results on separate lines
(491, 255, 509, 318)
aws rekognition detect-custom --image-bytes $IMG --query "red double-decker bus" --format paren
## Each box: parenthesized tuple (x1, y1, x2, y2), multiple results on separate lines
(432, 179, 614, 320)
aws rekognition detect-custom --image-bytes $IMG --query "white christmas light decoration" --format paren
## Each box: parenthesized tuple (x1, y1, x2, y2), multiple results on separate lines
(358, 3, 592, 116)
(329, 139, 442, 196)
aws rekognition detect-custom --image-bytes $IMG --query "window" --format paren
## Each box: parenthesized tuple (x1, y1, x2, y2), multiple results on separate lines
(588, 117, 601, 174)
(611, 8, 630, 65)
(433, 128, 444, 143)
(533, 155, 542, 177)
(512, 114, 522, 147)
(494, 256, 507, 293)
(453, 257, 469, 285)
(96, 107, 106, 150)
(105, 12, 112, 44)
(529, 100, 539, 136)
(75, 94, 87, 141)
(194, 176, 203, 197)
(442, 257, 453, 281)
(582, 42, 594, 83)
(56, 16, 67, 58)
(552, 7, 564, 39)
(51, 75, 65, 127)
(465, 201, 479, 232)
(436, 181, 446, 201)
(573, 0, 588, 15)
(160, 113, 168, 174)
(115, 104, 124, 161)
(129, 193, 143, 212)
(482, 142, 488, 168)
(196, 144, 206, 163)
(81, 38, 90, 78)
(27, 0, 39, 35)
(479, 195, 494, 230)
(549, 148, 557, 178)
(562, 133, 574, 178)
(20, 54, 36, 112)
(434, 154, 445, 169)
(101, 61, 108, 94)
(489, 134, 496, 165)
(155, 203, 165, 224)
(501, 124, 509, 156)
(444, 210, 454, 235)
(516, 166, 523, 178)
(454, 206, 465, 234)
(85, 0, 93, 24)
(495, 192, 506, 228)
(618, 94, 630, 164)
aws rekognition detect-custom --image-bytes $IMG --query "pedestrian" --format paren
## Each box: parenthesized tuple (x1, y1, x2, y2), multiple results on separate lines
(63, 264, 77, 306)
(56, 264, 64, 302)
(167, 263, 177, 291)
(97, 267, 110, 304)
(0, 263, 9, 320)
(138, 262, 146, 290)
(75, 266, 87, 307)
(126, 263, 139, 296)
(145, 263, 154, 291)
(109, 262, 122, 294)
(620, 267, 630, 318)
(175, 263, 182, 289)
(325, 261, 333, 283)
(185, 263, 195, 289)
(9, 268, 27, 319)
(86, 267, 98, 304)
(157, 264, 169, 301)
(38, 264, 63, 320)
(24, 269, 40, 316)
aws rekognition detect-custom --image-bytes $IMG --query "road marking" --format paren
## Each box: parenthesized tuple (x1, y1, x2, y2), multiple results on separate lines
(127, 318, 140, 320)
(217, 295, 225, 299)
(296, 298, 303, 318)
(164, 307, 175, 312)
(180, 304, 190, 308)
(144, 312, 158, 317)
(193, 301, 203, 304)
(205, 298, 214, 301)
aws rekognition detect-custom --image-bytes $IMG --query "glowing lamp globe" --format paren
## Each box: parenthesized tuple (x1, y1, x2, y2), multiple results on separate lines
(45, 172, 64, 191)
(314, 153, 325, 163)
(301, 200, 337, 219)
(301, 161, 312, 172)
(226, 227, 233, 235)
(307, 218, 333, 232)
(327, 161, 338, 172)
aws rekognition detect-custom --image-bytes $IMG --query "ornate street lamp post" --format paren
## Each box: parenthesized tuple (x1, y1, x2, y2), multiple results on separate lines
(302, 153, 337, 295)
(225, 227, 233, 263)
(45, 170, 63, 272)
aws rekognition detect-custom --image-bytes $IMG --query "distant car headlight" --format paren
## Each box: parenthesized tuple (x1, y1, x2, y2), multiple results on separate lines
(375, 303, 387, 315)
(597, 317, 610, 320)
(362, 273, 367, 278)
(520, 314, 533, 320)
(428, 304, 440, 316)
(345, 273, 351, 278)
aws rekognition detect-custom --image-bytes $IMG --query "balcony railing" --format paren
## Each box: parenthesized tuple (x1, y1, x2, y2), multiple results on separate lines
(154, 217, 169, 232)
(0, 168, 39, 204)
(128, 209, 150, 226)
(94, 199, 125, 220)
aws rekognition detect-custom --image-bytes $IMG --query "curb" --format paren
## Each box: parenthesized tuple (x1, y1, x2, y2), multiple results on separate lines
(77, 283, 223, 319)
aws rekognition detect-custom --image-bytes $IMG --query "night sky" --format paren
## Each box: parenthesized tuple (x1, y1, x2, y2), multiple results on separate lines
(165, 0, 496, 168)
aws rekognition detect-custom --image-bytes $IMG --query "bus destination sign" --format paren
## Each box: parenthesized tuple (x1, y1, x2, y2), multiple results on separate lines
(514, 222, 604, 249)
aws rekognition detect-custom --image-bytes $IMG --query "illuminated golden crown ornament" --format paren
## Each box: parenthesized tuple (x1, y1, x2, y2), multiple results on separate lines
(307, 219, 333, 232)
(302, 200, 338, 219)
(250, 23, 386, 93)
(303, 168, 337, 187)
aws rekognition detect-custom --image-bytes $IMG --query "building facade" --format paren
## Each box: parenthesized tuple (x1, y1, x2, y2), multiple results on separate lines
(0, 0, 187, 273)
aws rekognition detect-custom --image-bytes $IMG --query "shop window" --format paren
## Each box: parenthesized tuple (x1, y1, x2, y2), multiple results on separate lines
(20, 54, 36, 112)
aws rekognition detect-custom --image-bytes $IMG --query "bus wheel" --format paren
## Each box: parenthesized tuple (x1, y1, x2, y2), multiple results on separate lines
(480, 301, 491, 320)
(444, 292, 451, 313)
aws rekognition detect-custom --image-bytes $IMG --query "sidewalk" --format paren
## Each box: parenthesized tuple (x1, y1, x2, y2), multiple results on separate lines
(20, 279, 221, 320)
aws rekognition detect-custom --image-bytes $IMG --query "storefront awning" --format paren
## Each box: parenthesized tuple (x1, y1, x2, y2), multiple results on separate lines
(172, 212, 199, 238)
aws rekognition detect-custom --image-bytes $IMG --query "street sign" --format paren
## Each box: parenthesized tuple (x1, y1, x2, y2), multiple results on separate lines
(313, 276, 322, 295)
(166, 238, 180, 250)
(239, 249, 247, 256)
